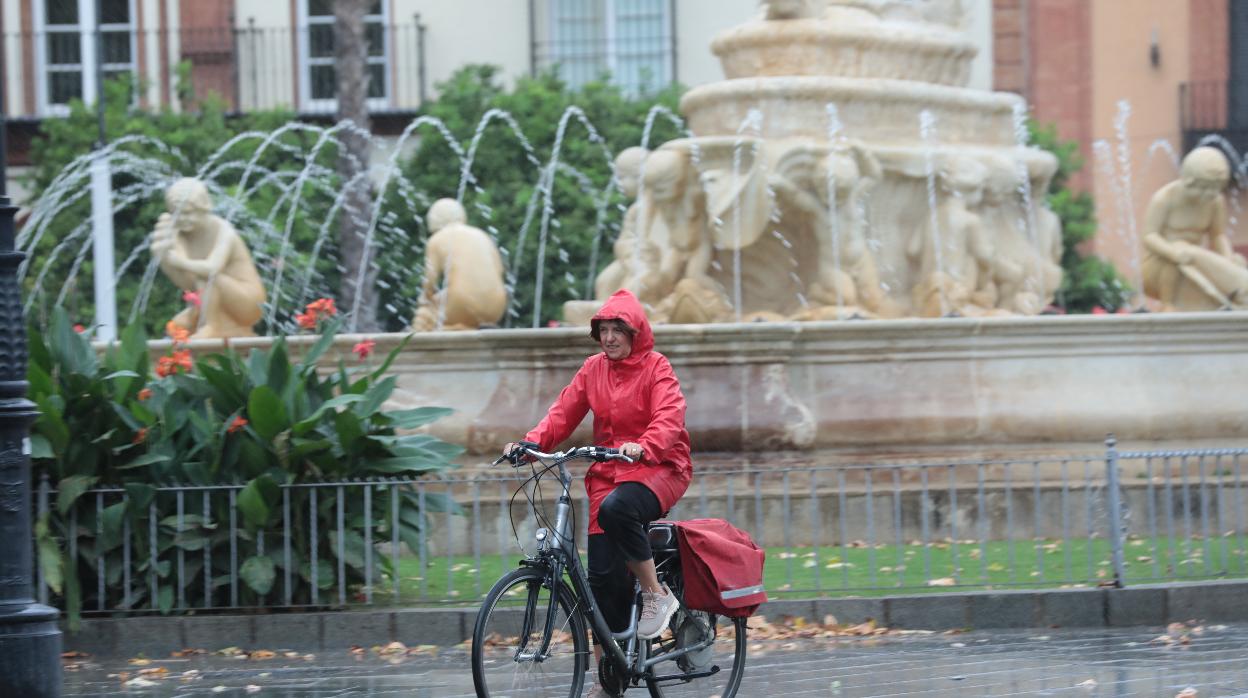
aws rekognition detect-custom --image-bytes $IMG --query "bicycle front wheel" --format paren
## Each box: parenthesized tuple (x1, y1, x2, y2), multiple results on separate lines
(471, 565, 589, 698)
(644, 612, 748, 698)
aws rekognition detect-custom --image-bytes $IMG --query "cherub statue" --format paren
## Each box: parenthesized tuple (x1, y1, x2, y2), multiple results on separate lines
(771, 141, 896, 318)
(636, 147, 711, 303)
(1141, 146, 1248, 310)
(593, 147, 664, 300)
(150, 178, 266, 339)
(412, 199, 508, 331)
(907, 157, 995, 317)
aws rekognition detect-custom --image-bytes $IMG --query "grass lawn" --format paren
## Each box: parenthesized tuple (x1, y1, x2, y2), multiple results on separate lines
(379, 534, 1248, 605)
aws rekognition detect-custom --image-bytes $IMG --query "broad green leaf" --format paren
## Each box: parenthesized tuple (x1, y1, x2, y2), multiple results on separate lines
(102, 370, 141, 380)
(267, 337, 290, 396)
(99, 502, 127, 551)
(35, 515, 62, 594)
(370, 333, 412, 382)
(57, 475, 99, 516)
(298, 319, 339, 373)
(30, 434, 53, 459)
(292, 394, 365, 436)
(117, 453, 171, 469)
(366, 456, 455, 475)
(355, 375, 396, 417)
(240, 555, 276, 595)
(247, 347, 270, 388)
(237, 475, 279, 529)
(124, 483, 156, 512)
(333, 410, 365, 454)
(157, 585, 174, 614)
(247, 385, 289, 440)
(48, 307, 97, 376)
(384, 406, 454, 430)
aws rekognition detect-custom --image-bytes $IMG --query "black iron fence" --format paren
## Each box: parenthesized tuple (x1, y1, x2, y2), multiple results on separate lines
(32, 439, 1248, 616)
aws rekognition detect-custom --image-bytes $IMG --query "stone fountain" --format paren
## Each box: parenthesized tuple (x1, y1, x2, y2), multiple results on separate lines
(50, 0, 1248, 460)
(566, 0, 1062, 324)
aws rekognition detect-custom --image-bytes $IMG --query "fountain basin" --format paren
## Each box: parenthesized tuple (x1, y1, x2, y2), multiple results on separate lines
(163, 312, 1248, 458)
(711, 17, 976, 85)
(680, 77, 1025, 144)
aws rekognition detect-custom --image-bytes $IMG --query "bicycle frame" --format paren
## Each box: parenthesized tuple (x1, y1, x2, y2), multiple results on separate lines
(517, 449, 719, 685)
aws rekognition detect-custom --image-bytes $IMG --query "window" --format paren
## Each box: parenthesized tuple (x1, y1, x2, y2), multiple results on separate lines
(298, 0, 390, 111)
(547, 0, 672, 95)
(36, 0, 136, 115)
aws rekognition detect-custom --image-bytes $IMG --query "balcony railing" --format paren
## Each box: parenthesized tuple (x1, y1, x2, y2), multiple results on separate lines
(1179, 80, 1248, 154)
(1, 23, 428, 120)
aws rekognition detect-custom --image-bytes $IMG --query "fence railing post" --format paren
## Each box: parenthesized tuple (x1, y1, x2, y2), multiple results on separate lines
(1105, 434, 1129, 588)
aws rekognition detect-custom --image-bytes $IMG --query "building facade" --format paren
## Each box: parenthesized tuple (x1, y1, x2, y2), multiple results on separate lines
(995, 0, 1248, 271)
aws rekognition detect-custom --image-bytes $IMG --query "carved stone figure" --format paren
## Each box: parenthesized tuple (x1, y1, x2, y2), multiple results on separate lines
(979, 158, 1045, 315)
(1141, 146, 1248, 311)
(907, 157, 994, 317)
(412, 199, 508, 331)
(637, 147, 711, 302)
(593, 147, 654, 300)
(150, 178, 266, 339)
(771, 141, 896, 318)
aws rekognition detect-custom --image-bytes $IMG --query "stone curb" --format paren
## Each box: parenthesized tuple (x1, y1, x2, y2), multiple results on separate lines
(63, 580, 1248, 658)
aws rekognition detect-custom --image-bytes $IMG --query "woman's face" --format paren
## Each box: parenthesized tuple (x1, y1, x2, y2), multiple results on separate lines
(598, 320, 634, 361)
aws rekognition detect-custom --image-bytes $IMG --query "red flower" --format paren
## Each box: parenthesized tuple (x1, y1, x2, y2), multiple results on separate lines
(155, 349, 194, 378)
(307, 298, 337, 316)
(182, 290, 202, 308)
(294, 297, 338, 331)
(137, 388, 153, 401)
(228, 415, 248, 434)
(352, 339, 376, 360)
(132, 427, 148, 445)
(294, 311, 318, 330)
(1091, 306, 1108, 315)
(73, 324, 86, 333)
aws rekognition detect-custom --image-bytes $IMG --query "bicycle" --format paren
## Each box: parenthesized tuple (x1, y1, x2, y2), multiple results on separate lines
(471, 444, 748, 697)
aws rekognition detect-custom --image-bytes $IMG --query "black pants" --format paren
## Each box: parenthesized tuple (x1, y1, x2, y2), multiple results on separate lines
(588, 482, 663, 635)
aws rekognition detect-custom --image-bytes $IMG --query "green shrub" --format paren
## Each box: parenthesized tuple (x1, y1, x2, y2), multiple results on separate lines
(29, 305, 461, 623)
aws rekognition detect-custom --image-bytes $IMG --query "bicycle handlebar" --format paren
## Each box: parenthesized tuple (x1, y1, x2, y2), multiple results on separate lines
(492, 443, 634, 467)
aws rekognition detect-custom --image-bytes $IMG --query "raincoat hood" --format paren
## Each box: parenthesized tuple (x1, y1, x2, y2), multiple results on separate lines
(590, 289, 654, 358)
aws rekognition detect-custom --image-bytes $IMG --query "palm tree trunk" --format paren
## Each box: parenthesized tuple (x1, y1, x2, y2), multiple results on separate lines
(334, 0, 379, 331)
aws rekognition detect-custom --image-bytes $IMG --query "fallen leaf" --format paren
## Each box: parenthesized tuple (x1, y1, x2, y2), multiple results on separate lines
(1175, 688, 1197, 698)
(928, 577, 956, 587)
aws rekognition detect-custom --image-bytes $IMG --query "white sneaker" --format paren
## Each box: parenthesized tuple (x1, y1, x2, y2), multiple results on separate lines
(637, 584, 679, 640)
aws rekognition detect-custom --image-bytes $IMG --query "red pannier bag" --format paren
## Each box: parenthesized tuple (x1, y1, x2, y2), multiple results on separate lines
(671, 518, 766, 617)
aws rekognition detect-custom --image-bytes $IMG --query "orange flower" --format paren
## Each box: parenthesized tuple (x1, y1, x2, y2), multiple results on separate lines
(137, 387, 153, 401)
(132, 427, 148, 444)
(165, 321, 191, 344)
(73, 323, 86, 333)
(294, 311, 318, 330)
(227, 415, 248, 434)
(155, 349, 194, 378)
(307, 298, 337, 316)
(352, 339, 376, 360)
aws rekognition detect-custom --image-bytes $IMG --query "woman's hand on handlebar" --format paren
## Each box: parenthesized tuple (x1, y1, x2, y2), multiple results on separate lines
(619, 442, 643, 461)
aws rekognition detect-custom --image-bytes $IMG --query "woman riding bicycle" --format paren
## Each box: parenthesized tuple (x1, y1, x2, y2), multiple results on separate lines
(505, 289, 692, 654)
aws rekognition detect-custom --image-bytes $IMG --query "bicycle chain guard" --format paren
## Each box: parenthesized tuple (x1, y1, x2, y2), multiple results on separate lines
(597, 653, 625, 696)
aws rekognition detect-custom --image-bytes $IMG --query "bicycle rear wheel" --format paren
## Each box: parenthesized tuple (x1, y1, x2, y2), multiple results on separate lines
(643, 610, 748, 698)
(472, 565, 589, 698)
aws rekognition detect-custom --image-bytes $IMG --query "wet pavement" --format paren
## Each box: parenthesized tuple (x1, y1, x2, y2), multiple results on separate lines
(63, 622, 1248, 697)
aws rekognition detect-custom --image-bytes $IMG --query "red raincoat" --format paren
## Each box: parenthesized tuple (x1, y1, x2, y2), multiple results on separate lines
(525, 290, 693, 535)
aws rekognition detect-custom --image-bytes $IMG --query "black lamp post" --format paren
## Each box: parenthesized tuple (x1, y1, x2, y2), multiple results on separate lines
(0, 54, 64, 698)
